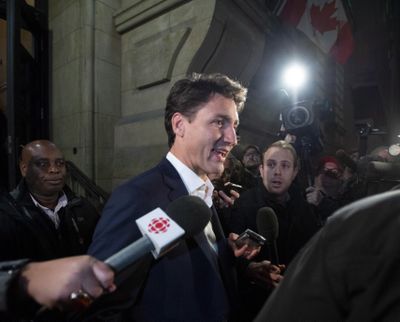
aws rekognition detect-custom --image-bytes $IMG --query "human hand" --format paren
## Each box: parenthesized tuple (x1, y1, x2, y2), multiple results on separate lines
(305, 186, 323, 206)
(246, 260, 284, 288)
(21, 255, 116, 311)
(228, 233, 261, 260)
(215, 189, 240, 208)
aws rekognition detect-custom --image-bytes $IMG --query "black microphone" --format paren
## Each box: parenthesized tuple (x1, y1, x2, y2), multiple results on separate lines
(336, 149, 358, 172)
(105, 195, 211, 272)
(257, 207, 279, 265)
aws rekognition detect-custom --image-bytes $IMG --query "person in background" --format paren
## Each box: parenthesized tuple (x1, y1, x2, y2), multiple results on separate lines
(306, 156, 345, 223)
(209, 153, 243, 235)
(229, 140, 320, 321)
(240, 144, 262, 190)
(0, 140, 99, 261)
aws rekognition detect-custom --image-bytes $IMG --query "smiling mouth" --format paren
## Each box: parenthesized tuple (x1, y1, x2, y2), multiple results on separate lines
(212, 148, 229, 158)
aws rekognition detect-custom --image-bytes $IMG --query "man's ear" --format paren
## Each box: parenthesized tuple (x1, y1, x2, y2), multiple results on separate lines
(293, 165, 299, 179)
(259, 164, 264, 178)
(171, 112, 185, 138)
(20, 161, 27, 178)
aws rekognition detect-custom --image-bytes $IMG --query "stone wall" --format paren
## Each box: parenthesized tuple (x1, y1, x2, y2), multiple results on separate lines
(49, 0, 345, 191)
(49, 0, 121, 191)
(112, 0, 269, 187)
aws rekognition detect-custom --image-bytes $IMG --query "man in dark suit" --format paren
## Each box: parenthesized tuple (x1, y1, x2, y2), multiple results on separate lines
(88, 73, 261, 322)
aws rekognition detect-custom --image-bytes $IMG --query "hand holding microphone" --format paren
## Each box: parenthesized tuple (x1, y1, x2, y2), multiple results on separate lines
(257, 207, 280, 265)
(104, 195, 211, 273)
(69, 195, 211, 310)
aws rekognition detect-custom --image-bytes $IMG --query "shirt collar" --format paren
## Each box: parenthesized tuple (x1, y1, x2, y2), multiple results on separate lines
(166, 152, 214, 207)
(30, 192, 68, 228)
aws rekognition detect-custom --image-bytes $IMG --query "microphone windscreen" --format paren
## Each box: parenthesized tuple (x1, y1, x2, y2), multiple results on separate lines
(257, 207, 279, 242)
(166, 195, 211, 238)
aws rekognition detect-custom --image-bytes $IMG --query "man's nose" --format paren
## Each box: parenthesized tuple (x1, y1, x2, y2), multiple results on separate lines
(48, 163, 61, 173)
(224, 125, 237, 145)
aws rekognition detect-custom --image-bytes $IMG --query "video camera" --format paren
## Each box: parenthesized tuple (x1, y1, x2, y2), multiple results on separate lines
(280, 99, 328, 156)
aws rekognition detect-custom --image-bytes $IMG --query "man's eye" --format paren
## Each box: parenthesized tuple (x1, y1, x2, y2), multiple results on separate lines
(36, 161, 49, 168)
(55, 160, 66, 167)
(266, 162, 275, 168)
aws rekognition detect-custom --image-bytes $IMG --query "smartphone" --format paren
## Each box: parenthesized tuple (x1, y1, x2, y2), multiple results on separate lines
(222, 182, 243, 195)
(235, 229, 266, 248)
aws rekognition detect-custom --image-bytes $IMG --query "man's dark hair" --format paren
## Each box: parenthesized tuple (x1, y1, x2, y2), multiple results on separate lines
(164, 73, 247, 147)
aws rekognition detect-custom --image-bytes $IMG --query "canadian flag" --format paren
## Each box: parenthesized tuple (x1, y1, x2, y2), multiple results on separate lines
(278, 0, 354, 64)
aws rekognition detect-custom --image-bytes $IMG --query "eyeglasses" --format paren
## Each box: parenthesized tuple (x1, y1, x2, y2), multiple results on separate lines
(321, 167, 341, 178)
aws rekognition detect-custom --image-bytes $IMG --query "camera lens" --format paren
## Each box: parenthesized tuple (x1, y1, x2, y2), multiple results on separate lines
(289, 107, 308, 126)
(286, 105, 311, 128)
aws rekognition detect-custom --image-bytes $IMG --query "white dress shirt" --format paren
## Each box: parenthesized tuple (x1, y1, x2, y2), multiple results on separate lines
(30, 192, 68, 229)
(166, 152, 218, 252)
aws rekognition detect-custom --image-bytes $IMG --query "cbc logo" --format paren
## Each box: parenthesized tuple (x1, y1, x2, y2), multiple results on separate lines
(148, 217, 171, 234)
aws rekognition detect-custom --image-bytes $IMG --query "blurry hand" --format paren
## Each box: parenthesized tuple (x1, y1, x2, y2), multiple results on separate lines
(216, 189, 240, 208)
(306, 186, 323, 206)
(246, 260, 284, 288)
(21, 255, 116, 311)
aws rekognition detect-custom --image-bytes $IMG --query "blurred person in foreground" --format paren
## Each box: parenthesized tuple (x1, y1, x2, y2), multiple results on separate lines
(255, 189, 400, 322)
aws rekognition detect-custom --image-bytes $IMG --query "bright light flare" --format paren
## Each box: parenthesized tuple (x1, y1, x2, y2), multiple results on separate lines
(282, 63, 308, 90)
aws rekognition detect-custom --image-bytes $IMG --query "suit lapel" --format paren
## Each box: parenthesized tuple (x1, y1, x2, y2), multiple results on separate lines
(210, 206, 225, 241)
(160, 158, 225, 276)
(159, 158, 187, 200)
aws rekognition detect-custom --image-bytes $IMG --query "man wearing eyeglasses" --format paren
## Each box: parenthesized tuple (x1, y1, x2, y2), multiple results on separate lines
(0, 140, 99, 261)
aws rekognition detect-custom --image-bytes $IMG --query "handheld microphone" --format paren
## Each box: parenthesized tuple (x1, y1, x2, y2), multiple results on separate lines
(105, 195, 211, 272)
(257, 207, 279, 265)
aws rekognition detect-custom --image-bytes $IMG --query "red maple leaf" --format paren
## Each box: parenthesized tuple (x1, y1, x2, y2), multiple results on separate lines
(310, 1, 338, 34)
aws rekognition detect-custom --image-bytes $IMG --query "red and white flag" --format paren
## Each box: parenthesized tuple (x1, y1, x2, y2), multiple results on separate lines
(278, 0, 354, 64)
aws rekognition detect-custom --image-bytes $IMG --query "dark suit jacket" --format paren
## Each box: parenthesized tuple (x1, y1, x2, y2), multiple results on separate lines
(88, 158, 237, 322)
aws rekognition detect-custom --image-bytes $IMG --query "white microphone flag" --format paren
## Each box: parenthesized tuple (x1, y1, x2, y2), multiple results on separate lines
(136, 208, 185, 258)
